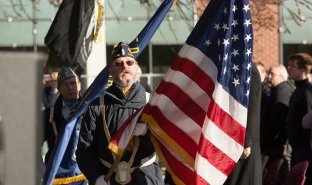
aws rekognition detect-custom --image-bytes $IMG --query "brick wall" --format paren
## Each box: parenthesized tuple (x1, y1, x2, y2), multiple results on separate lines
(253, 5, 280, 70)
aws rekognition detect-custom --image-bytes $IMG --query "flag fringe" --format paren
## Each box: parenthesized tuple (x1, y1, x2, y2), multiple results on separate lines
(93, 1, 104, 42)
(150, 135, 185, 185)
(141, 113, 195, 168)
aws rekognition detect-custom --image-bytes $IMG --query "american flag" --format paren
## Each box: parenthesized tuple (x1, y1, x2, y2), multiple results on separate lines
(141, 0, 253, 184)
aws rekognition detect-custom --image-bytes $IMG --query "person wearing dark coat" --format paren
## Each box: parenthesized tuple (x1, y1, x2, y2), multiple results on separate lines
(43, 67, 87, 184)
(76, 42, 164, 185)
(260, 64, 294, 185)
(286, 53, 312, 185)
(223, 63, 262, 185)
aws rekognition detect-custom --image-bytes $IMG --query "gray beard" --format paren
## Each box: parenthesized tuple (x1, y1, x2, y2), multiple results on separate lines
(113, 77, 134, 88)
(112, 70, 139, 88)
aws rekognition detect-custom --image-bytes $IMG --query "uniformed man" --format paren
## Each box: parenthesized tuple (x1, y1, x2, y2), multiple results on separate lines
(76, 42, 164, 185)
(43, 67, 88, 184)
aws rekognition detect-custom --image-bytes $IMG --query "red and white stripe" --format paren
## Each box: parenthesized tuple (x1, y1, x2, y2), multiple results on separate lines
(143, 44, 248, 185)
(109, 108, 144, 155)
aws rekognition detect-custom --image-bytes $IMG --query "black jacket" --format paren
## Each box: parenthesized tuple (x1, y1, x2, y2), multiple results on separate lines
(260, 81, 294, 155)
(287, 79, 312, 149)
(44, 95, 66, 163)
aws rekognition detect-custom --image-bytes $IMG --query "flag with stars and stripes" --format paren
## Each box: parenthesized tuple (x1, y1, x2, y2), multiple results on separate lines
(140, 0, 253, 184)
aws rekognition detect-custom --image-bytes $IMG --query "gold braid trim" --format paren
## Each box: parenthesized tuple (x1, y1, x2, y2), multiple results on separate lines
(52, 174, 86, 185)
(141, 113, 196, 185)
(141, 113, 194, 166)
(150, 135, 185, 185)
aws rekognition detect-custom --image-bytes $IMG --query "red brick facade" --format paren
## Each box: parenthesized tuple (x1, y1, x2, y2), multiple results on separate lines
(253, 4, 280, 70)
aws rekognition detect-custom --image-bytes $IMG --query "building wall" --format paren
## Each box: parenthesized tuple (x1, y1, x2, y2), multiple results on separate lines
(1, 1, 310, 73)
(253, 5, 281, 69)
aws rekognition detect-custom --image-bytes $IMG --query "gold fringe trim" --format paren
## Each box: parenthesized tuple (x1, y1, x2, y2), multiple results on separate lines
(141, 113, 195, 185)
(150, 135, 185, 185)
(52, 174, 86, 185)
(141, 113, 195, 167)
(93, 1, 104, 42)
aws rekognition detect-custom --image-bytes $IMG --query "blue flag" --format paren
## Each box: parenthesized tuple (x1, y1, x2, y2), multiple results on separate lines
(43, 0, 175, 184)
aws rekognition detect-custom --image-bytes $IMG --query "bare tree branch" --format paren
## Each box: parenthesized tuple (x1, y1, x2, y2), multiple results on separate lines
(250, 0, 312, 33)
(48, 0, 62, 7)
(1, 0, 311, 34)
(3, 0, 35, 22)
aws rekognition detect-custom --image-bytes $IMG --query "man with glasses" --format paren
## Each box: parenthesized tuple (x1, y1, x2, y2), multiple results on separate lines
(76, 42, 163, 185)
(287, 53, 312, 184)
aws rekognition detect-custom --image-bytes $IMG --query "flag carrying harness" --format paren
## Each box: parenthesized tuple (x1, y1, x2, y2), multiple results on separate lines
(98, 96, 156, 184)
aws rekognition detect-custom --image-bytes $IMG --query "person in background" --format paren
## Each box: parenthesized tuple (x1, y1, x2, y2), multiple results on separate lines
(261, 64, 294, 185)
(255, 62, 271, 175)
(286, 52, 312, 185)
(255, 62, 271, 116)
(43, 72, 59, 109)
(76, 42, 163, 185)
(255, 62, 270, 96)
(302, 109, 312, 148)
(43, 67, 87, 184)
(303, 109, 312, 185)
(255, 62, 267, 83)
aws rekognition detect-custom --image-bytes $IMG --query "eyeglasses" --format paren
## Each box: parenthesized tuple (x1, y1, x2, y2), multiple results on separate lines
(115, 60, 136, 67)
